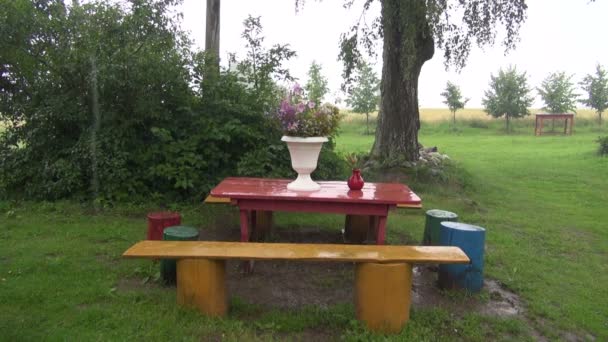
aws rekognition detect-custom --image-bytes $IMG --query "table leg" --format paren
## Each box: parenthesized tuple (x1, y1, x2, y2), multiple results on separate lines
(250, 210, 257, 240)
(344, 215, 371, 244)
(250, 210, 273, 241)
(539, 118, 544, 136)
(239, 209, 254, 273)
(239, 209, 250, 242)
(376, 216, 387, 245)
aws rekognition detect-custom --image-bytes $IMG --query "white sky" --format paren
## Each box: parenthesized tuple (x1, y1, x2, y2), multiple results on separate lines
(179, 0, 608, 108)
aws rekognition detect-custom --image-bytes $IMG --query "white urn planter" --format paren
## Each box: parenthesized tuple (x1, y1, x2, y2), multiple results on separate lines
(282, 136, 328, 191)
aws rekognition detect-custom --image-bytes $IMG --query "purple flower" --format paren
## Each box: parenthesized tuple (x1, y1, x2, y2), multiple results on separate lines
(280, 99, 290, 113)
(280, 100, 296, 117)
(275, 83, 338, 137)
(296, 102, 306, 114)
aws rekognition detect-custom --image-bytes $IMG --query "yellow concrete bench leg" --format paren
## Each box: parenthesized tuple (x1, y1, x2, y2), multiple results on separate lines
(355, 262, 413, 333)
(176, 258, 227, 316)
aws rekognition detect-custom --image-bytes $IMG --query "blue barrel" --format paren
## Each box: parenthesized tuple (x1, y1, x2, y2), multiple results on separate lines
(438, 221, 485, 293)
(423, 209, 458, 245)
(161, 226, 199, 285)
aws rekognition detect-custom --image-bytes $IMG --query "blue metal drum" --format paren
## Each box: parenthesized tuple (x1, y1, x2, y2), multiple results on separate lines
(438, 221, 486, 293)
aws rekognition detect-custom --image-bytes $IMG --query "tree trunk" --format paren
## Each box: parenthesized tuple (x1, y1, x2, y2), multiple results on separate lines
(453, 110, 456, 126)
(205, 0, 220, 70)
(371, 0, 434, 162)
(366, 112, 369, 135)
(89, 56, 100, 212)
(506, 114, 510, 133)
(599, 111, 603, 128)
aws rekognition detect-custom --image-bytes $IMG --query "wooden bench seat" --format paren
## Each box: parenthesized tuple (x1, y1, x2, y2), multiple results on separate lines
(123, 241, 469, 333)
(204, 195, 422, 209)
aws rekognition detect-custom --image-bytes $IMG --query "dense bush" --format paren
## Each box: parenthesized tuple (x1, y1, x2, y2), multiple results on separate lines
(0, 1, 344, 203)
(597, 136, 608, 156)
(468, 118, 490, 129)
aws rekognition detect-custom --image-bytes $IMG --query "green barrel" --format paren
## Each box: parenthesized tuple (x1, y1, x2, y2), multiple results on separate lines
(160, 226, 199, 285)
(422, 209, 458, 245)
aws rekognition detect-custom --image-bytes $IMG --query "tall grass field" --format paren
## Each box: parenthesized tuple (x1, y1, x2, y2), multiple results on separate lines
(1, 108, 607, 340)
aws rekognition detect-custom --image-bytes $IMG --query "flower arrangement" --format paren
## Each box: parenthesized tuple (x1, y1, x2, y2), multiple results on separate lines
(345, 152, 361, 170)
(276, 83, 340, 137)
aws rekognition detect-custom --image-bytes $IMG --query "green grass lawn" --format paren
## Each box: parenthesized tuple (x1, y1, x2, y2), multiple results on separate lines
(337, 116, 608, 339)
(1, 115, 607, 340)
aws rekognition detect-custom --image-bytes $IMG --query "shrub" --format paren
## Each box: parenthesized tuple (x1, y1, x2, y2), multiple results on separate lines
(597, 136, 608, 156)
(468, 119, 490, 129)
(0, 6, 345, 203)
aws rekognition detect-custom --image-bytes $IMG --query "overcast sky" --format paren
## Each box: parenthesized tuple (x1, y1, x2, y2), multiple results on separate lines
(179, 0, 608, 108)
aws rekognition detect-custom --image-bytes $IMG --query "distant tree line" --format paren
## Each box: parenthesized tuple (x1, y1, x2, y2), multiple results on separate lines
(440, 64, 608, 131)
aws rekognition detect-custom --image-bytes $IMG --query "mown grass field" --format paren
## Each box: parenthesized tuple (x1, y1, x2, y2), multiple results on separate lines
(338, 110, 608, 339)
(1, 109, 607, 340)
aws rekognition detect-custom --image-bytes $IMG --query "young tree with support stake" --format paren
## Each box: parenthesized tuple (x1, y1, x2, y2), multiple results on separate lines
(482, 66, 534, 133)
(579, 64, 608, 128)
(440, 81, 468, 126)
(347, 61, 380, 135)
(296, 0, 528, 163)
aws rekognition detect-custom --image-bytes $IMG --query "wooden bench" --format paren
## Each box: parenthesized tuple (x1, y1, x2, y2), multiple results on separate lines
(204, 195, 422, 209)
(123, 241, 469, 333)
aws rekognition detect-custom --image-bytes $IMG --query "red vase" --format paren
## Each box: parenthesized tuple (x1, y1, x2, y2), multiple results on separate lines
(347, 169, 364, 190)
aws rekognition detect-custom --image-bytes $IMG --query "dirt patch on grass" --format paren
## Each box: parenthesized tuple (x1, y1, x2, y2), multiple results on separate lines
(412, 266, 523, 317)
(227, 260, 353, 310)
(272, 329, 340, 342)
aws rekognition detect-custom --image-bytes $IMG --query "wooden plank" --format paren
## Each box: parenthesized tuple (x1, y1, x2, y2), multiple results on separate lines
(205, 196, 422, 209)
(204, 195, 231, 204)
(397, 203, 422, 209)
(123, 241, 470, 264)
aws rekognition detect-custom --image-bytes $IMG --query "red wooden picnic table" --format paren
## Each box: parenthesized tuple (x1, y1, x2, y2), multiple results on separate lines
(209, 177, 422, 245)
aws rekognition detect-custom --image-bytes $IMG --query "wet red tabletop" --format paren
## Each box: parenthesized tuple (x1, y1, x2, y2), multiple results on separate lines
(210, 177, 421, 206)
(210, 177, 421, 246)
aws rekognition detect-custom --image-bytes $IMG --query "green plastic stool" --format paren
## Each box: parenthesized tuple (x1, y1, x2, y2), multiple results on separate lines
(160, 226, 199, 285)
(422, 209, 458, 245)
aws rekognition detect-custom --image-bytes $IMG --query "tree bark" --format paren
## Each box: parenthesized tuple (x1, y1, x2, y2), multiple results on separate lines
(89, 56, 100, 212)
(205, 0, 220, 69)
(371, 0, 434, 162)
